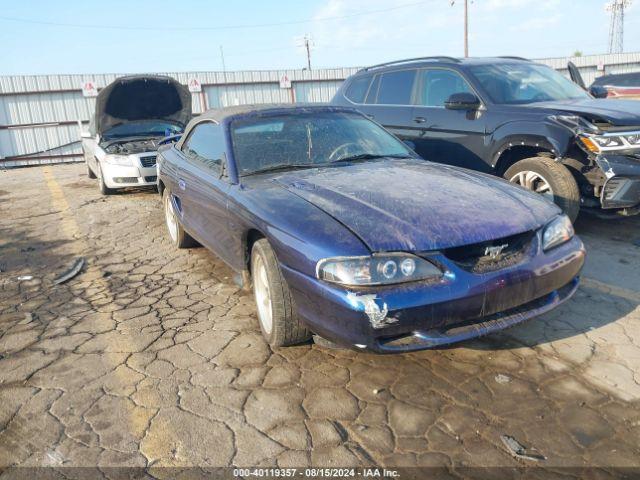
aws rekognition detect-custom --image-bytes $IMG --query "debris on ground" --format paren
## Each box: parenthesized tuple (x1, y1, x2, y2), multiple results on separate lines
(17, 275, 33, 281)
(495, 374, 512, 384)
(500, 434, 546, 461)
(53, 257, 85, 285)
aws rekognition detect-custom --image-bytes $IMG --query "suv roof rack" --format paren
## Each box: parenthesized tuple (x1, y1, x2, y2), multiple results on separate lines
(360, 56, 461, 72)
(498, 56, 531, 61)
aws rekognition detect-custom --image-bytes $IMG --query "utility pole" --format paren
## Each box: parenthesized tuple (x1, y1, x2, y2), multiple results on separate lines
(607, 0, 631, 53)
(219, 45, 226, 72)
(304, 34, 312, 70)
(451, 0, 470, 57)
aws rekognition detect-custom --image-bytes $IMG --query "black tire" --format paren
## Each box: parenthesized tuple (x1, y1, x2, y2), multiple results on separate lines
(504, 157, 580, 223)
(251, 239, 311, 347)
(162, 188, 199, 249)
(97, 162, 116, 195)
(86, 162, 97, 179)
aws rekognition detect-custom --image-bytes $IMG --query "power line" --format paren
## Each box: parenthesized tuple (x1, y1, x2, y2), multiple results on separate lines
(0, 1, 431, 32)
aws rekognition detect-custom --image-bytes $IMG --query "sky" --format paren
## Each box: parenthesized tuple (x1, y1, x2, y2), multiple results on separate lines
(1, 0, 640, 75)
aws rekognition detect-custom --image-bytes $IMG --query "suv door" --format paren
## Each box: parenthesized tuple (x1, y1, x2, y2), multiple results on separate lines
(179, 122, 234, 264)
(409, 68, 491, 172)
(355, 69, 417, 144)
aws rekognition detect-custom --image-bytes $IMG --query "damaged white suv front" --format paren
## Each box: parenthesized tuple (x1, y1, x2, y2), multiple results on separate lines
(81, 75, 191, 194)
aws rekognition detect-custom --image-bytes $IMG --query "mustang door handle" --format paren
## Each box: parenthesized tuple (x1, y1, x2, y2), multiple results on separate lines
(413, 116, 427, 124)
(178, 178, 186, 191)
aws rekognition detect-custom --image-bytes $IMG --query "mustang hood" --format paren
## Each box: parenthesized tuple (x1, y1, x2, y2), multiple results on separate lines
(531, 99, 640, 126)
(277, 160, 560, 252)
(94, 75, 191, 135)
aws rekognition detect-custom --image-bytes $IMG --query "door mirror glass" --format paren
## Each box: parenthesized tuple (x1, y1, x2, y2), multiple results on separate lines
(589, 85, 609, 99)
(444, 92, 481, 110)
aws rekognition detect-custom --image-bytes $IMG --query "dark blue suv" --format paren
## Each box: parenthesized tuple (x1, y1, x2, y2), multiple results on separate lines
(332, 56, 640, 222)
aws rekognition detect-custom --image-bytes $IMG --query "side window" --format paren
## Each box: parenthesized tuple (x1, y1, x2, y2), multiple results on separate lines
(345, 75, 372, 103)
(376, 69, 417, 105)
(365, 75, 381, 104)
(182, 122, 225, 174)
(418, 69, 473, 107)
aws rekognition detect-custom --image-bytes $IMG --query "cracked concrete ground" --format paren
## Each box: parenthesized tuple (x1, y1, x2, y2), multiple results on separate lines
(1, 163, 639, 474)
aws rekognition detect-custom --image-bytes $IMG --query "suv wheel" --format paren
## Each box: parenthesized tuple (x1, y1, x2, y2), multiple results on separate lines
(162, 188, 198, 248)
(504, 157, 580, 222)
(251, 239, 311, 347)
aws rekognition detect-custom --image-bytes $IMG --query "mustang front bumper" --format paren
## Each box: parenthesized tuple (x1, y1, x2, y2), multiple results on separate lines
(595, 155, 640, 211)
(101, 153, 158, 188)
(282, 235, 585, 353)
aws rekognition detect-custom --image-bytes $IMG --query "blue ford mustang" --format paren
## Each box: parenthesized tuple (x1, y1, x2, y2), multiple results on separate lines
(157, 104, 585, 353)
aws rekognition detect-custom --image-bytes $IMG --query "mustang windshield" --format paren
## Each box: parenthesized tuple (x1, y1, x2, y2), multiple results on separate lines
(230, 111, 414, 176)
(468, 63, 590, 105)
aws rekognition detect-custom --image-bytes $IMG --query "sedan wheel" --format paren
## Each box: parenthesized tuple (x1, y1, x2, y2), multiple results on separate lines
(250, 239, 311, 347)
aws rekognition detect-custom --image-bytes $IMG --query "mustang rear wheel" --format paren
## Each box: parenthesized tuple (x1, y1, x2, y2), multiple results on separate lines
(251, 239, 311, 347)
(504, 157, 580, 223)
(162, 188, 198, 249)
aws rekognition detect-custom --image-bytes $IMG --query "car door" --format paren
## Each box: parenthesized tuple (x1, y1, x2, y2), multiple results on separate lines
(409, 68, 491, 172)
(355, 69, 417, 144)
(178, 121, 234, 264)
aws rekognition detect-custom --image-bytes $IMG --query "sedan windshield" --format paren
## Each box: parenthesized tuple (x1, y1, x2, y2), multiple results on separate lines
(103, 120, 183, 139)
(468, 63, 590, 105)
(230, 111, 414, 176)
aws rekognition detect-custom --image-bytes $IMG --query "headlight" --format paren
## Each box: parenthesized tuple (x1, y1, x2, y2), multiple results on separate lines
(542, 215, 574, 252)
(104, 155, 132, 166)
(579, 133, 640, 153)
(316, 253, 443, 286)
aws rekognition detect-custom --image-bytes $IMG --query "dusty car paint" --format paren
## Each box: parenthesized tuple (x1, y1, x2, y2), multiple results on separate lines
(157, 104, 585, 353)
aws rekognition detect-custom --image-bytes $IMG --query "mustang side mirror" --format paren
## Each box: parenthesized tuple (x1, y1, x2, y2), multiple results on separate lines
(589, 85, 608, 99)
(80, 131, 92, 139)
(444, 92, 481, 111)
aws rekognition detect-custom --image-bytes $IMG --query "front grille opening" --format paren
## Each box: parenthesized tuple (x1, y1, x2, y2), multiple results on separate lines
(443, 230, 536, 274)
(140, 156, 157, 168)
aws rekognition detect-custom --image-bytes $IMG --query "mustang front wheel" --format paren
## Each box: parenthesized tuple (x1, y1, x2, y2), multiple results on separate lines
(251, 239, 311, 347)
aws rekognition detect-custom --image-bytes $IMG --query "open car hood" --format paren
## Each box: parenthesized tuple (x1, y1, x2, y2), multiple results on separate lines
(94, 75, 191, 135)
(276, 159, 560, 252)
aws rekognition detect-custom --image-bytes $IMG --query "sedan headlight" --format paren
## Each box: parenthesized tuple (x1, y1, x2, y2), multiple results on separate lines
(317, 253, 443, 286)
(542, 215, 574, 252)
(104, 155, 132, 166)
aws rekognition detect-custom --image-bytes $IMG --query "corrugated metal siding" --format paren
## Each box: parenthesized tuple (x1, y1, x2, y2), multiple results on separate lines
(3, 55, 640, 166)
(294, 80, 343, 103)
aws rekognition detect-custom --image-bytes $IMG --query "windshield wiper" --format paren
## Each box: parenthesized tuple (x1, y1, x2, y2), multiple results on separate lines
(242, 163, 319, 177)
(329, 153, 414, 164)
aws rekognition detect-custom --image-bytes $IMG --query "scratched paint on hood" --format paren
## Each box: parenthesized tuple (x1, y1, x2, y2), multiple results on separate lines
(276, 159, 560, 252)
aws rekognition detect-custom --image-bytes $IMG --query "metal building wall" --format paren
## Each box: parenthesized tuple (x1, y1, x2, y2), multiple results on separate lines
(2, 54, 640, 167)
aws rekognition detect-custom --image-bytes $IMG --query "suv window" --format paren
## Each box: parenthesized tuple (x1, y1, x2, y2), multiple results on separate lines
(418, 69, 473, 107)
(182, 122, 225, 174)
(365, 75, 381, 104)
(376, 70, 416, 105)
(345, 75, 372, 103)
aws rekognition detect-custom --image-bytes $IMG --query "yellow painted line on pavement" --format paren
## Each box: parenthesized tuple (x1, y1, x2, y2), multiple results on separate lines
(42, 167, 161, 458)
(582, 277, 640, 304)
